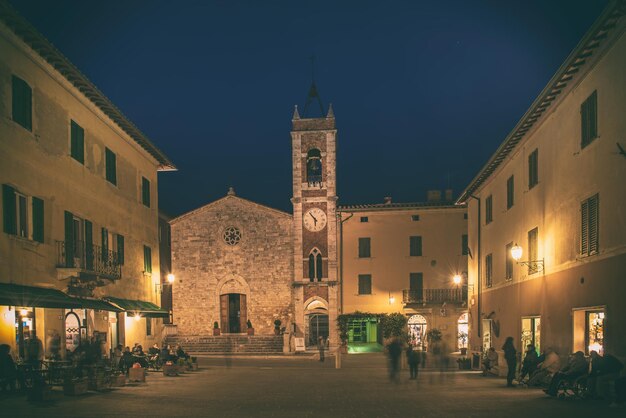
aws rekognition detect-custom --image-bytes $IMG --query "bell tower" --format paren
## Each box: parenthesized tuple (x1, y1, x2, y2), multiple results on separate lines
(291, 95, 339, 348)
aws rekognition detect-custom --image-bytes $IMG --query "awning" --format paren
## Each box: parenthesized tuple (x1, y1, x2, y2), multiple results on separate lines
(71, 297, 122, 312)
(104, 296, 169, 318)
(0, 283, 83, 309)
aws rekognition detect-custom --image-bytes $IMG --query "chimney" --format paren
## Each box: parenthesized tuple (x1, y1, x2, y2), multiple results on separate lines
(444, 189, 453, 201)
(383, 196, 392, 205)
(427, 190, 441, 202)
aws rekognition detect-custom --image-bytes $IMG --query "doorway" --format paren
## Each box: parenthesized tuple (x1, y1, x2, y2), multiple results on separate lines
(308, 314, 329, 346)
(220, 293, 247, 333)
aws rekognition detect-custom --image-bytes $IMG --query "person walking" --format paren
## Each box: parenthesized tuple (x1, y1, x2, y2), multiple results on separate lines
(318, 336, 325, 362)
(407, 344, 419, 380)
(502, 337, 517, 387)
(387, 337, 403, 383)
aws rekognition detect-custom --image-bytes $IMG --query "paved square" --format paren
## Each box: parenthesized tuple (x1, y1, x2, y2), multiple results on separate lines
(3, 354, 624, 418)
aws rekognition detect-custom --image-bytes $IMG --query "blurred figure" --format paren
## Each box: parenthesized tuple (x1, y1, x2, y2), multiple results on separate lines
(482, 347, 498, 376)
(25, 332, 43, 368)
(502, 337, 517, 387)
(0, 344, 17, 393)
(528, 347, 560, 387)
(317, 337, 325, 362)
(387, 337, 403, 383)
(588, 351, 624, 401)
(519, 344, 539, 383)
(544, 351, 587, 397)
(406, 344, 419, 380)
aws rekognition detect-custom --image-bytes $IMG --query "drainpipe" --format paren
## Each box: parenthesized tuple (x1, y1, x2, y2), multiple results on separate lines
(469, 195, 481, 340)
(338, 212, 354, 314)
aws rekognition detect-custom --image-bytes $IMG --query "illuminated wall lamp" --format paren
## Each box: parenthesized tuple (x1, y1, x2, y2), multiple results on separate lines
(511, 243, 544, 273)
(388, 292, 395, 305)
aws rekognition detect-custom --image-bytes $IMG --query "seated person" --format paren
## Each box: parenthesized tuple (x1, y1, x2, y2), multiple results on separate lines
(519, 344, 539, 383)
(544, 351, 587, 396)
(160, 345, 172, 363)
(121, 347, 134, 373)
(482, 347, 498, 375)
(528, 348, 560, 386)
(148, 344, 160, 356)
(175, 345, 189, 360)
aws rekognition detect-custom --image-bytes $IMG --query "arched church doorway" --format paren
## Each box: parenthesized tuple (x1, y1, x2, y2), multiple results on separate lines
(407, 314, 427, 349)
(220, 293, 247, 333)
(304, 299, 328, 346)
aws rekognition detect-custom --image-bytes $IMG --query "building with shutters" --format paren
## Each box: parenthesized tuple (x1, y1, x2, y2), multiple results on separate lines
(0, 3, 175, 359)
(457, 1, 626, 365)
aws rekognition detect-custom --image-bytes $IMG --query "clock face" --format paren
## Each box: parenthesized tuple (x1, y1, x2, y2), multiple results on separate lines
(303, 208, 327, 232)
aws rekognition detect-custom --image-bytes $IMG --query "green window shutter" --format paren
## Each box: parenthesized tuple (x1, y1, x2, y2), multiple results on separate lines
(144, 245, 152, 273)
(85, 220, 93, 271)
(409, 273, 423, 300)
(117, 234, 125, 265)
(105, 148, 117, 185)
(12, 75, 32, 131)
(32, 197, 44, 243)
(410, 236, 422, 256)
(589, 91, 597, 140)
(2, 184, 17, 235)
(64, 211, 74, 267)
(101, 228, 108, 261)
(142, 177, 150, 207)
(358, 238, 371, 258)
(70, 120, 85, 164)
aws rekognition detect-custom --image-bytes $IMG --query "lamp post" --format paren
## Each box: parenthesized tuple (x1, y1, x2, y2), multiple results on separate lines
(510, 244, 544, 273)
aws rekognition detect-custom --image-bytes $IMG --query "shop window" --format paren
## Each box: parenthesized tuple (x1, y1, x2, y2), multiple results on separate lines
(573, 308, 605, 355)
(407, 314, 427, 349)
(457, 313, 469, 350)
(521, 317, 541, 355)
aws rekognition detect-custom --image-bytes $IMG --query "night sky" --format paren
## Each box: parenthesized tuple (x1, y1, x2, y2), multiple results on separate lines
(9, 0, 608, 216)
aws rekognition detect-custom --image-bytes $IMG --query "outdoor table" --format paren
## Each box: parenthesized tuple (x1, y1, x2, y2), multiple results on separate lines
(42, 360, 73, 385)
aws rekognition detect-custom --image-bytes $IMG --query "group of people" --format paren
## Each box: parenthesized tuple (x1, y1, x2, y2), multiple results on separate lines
(482, 336, 625, 405)
(111, 343, 190, 373)
(386, 338, 427, 382)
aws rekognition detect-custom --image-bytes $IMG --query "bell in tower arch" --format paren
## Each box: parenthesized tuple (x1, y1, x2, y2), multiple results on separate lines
(306, 149, 322, 187)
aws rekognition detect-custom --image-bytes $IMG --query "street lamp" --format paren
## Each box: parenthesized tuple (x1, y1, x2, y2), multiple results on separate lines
(388, 292, 395, 305)
(453, 274, 462, 285)
(155, 273, 175, 292)
(510, 243, 544, 273)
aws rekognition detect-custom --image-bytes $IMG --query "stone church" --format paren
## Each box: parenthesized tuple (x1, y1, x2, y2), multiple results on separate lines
(171, 104, 340, 347)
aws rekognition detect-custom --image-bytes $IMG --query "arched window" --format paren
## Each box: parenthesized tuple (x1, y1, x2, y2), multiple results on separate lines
(308, 248, 323, 282)
(306, 149, 322, 186)
(408, 314, 427, 348)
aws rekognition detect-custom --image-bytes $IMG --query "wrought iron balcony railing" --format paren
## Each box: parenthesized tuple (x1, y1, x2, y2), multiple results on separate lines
(56, 240, 121, 279)
(402, 288, 465, 304)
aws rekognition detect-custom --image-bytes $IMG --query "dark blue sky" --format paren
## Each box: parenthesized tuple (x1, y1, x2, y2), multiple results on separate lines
(11, 0, 607, 216)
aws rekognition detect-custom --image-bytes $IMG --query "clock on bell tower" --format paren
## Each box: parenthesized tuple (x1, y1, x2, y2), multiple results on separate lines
(290, 100, 339, 348)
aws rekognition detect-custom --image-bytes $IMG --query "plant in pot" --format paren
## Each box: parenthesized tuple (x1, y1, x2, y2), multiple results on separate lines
(426, 328, 442, 354)
(246, 319, 254, 336)
(274, 319, 282, 335)
(213, 321, 220, 336)
(458, 331, 468, 355)
(456, 356, 471, 370)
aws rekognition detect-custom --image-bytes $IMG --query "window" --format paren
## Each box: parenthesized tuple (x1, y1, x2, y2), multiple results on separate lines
(409, 272, 423, 301)
(2, 184, 44, 243)
(409, 236, 422, 256)
(105, 148, 117, 185)
(573, 309, 604, 355)
(142, 177, 150, 207)
(461, 235, 468, 256)
(103, 229, 124, 266)
(485, 253, 493, 288)
(581, 90, 598, 148)
(507, 175, 514, 209)
(485, 195, 493, 224)
(146, 317, 152, 336)
(458, 313, 469, 350)
(411, 215, 420, 221)
(308, 248, 323, 282)
(358, 274, 371, 295)
(528, 149, 538, 189)
(64, 211, 89, 269)
(70, 120, 84, 164)
(144, 245, 152, 273)
(306, 148, 322, 186)
(521, 317, 541, 355)
(360, 216, 368, 223)
(528, 227, 539, 275)
(581, 194, 599, 257)
(12, 75, 32, 131)
(463, 213, 468, 220)
(505, 242, 513, 281)
(358, 238, 371, 258)
(117, 234, 125, 265)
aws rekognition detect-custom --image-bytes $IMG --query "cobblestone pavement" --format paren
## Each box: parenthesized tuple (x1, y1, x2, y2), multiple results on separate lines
(3, 354, 624, 418)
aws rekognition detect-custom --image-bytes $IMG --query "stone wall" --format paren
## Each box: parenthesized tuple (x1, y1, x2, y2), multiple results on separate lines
(171, 195, 294, 335)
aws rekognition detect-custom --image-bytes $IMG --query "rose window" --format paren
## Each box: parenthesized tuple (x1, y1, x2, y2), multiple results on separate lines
(223, 226, 241, 246)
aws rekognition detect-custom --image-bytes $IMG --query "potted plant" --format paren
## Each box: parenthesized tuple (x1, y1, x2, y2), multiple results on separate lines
(458, 331, 468, 355)
(246, 319, 254, 336)
(162, 360, 178, 376)
(426, 328, 442, 353)
(213, 321, 220, 336)
(274, 319, 282, 335)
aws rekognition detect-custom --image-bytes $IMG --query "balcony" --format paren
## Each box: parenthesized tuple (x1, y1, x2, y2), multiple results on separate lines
(402, 288, 465, 305)
(56, 240, 121, 281)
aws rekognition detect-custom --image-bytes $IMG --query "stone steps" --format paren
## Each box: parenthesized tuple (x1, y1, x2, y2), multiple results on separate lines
(165, 335, 283, 354)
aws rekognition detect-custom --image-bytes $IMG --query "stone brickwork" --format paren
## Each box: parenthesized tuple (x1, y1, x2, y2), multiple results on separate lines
(171, 194, 294, 336)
